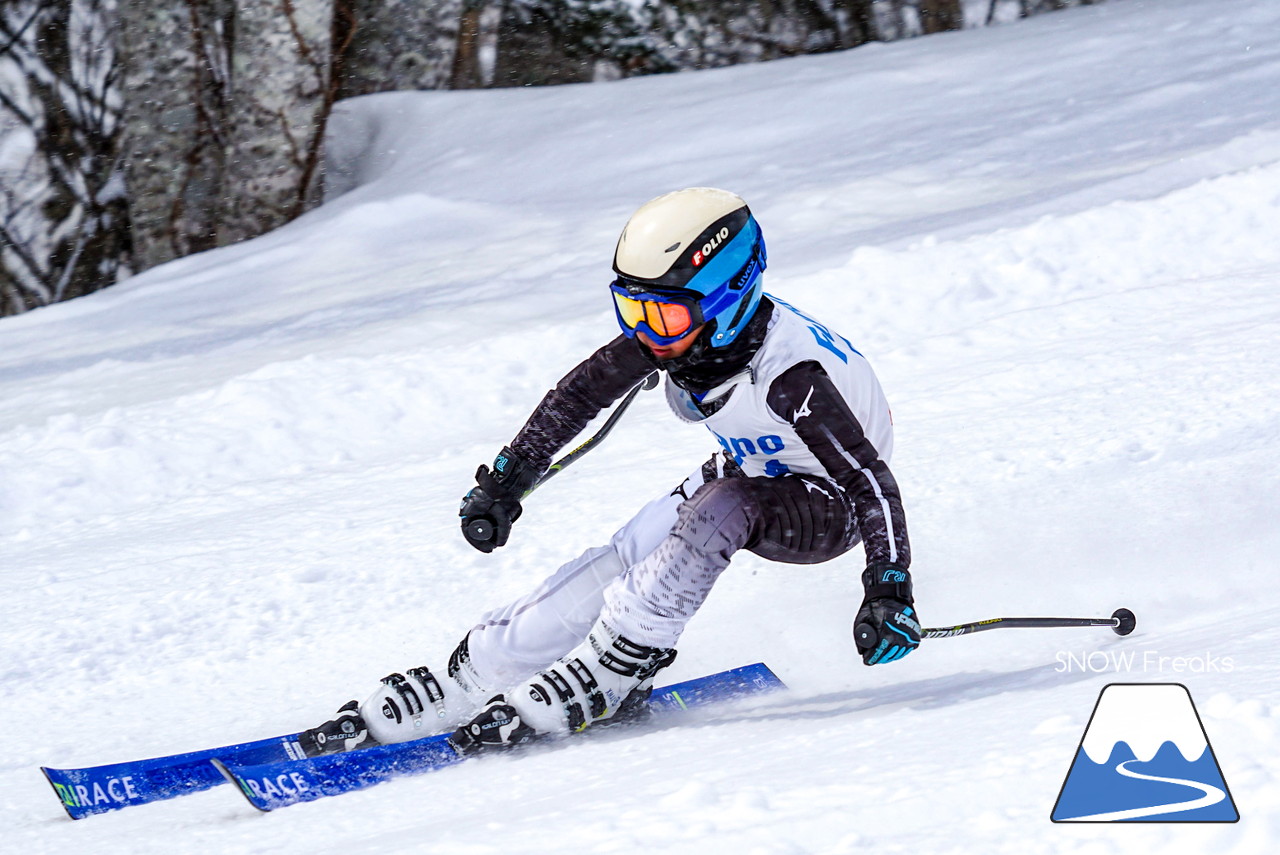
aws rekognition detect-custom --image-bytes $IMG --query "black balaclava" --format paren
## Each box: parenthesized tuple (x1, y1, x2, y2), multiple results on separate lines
(638, 296, 774, 414)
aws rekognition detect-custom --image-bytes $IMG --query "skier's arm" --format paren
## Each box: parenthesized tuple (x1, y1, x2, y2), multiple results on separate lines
(459, 336, 653, 553)
(765, 360, 910, 570)
(766, 360, 920, 665)
(508, 335, 655, 470)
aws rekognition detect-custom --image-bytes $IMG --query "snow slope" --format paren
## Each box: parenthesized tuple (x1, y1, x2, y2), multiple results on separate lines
(3, 0, 1279, 851)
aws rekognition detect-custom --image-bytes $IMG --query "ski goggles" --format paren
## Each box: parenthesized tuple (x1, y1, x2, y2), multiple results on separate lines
(610, 285, 705, 345)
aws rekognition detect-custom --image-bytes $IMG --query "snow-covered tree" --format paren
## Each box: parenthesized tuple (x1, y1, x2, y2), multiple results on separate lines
(639, 0, 842, 71)
(338, 0, 465, 98)
(490, 0, 666, 86)
(826, 1, 879, 49)
(985, 0, 1100, 23)
(1022, 0, 1101, 14)
(0, 0, 129, 316)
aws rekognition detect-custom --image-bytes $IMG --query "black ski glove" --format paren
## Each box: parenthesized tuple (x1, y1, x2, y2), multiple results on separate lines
(854, 562, 922, 666)
(459, 447, 541, 553)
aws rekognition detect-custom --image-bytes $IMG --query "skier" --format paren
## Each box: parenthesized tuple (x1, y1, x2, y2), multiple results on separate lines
(300, 187, 919, 757)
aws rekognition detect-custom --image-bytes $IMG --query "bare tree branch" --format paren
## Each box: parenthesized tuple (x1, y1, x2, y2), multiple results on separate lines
(0, 0, 128, 316)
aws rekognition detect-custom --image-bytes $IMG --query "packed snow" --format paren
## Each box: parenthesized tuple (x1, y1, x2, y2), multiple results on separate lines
(3, 0, 1279, 851)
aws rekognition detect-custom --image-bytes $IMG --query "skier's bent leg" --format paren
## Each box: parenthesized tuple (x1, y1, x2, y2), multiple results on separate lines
(460, 475, 690, 690)
(462, 545, 628, 692)
(600, 475, 764, 649)
(304, 480, 691, 757)
(603, 472, 856, 651)
(450, 616, 677, 754)
(452, 477, 763, 752)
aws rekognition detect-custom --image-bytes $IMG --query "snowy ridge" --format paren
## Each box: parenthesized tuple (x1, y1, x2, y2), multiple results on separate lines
(5, 160, 1278, 541)
(0, 352, 470, 539)
(826, 158, 1280, 341)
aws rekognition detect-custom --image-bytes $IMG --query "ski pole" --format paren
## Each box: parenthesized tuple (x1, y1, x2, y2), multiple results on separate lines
(465, 371, 660, 543)
(531, 370, 660, 489)
(919, 607, 1137, 639)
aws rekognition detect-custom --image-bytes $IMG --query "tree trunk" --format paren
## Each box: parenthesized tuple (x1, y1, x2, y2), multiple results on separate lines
(917, 0, 965, 34)
(219, 0, 333, 247)
(450, 1, 487, 89)
(831, 0, 879, 48)
(116, 0, 230, 272)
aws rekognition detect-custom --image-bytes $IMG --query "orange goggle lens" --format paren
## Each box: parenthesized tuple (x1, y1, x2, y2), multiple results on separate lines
(613, 293, 695, 338)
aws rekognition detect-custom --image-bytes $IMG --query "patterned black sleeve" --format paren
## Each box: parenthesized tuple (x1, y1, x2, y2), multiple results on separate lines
(766, 360, 911, 569)
(509, 335, 656, 470)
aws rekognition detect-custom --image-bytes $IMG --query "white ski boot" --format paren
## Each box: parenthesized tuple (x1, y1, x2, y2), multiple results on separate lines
(301, 638, 489, 757)
(451, 619, 676, 754)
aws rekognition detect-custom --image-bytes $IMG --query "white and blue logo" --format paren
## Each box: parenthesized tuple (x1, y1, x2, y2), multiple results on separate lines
(1052, 683, 1238, 822)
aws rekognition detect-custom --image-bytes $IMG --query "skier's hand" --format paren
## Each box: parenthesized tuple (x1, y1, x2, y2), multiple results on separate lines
(459, 447, 540, 553)
(853, 563, 921, 665)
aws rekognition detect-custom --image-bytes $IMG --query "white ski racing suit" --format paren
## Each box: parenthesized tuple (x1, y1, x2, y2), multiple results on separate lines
(460, 295, 910, 694)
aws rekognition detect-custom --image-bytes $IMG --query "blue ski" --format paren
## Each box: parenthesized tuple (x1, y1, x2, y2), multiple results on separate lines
(42, 662, 783, 819)
(43, 731, 310, 819)
(215, 662, 785, 812)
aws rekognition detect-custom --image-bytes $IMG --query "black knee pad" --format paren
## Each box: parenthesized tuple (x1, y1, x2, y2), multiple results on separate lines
(672, 477, 762, 555)
(748, 474, 856, 562)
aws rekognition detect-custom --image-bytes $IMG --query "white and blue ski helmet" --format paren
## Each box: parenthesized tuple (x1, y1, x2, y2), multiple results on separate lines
(612, 188, 767, 348)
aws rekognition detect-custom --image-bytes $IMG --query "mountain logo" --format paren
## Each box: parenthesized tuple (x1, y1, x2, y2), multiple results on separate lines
(1052, 683, 1239, 822)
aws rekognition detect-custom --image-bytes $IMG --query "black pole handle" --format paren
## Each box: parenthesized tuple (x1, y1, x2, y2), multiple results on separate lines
(466, 516, 494, 543)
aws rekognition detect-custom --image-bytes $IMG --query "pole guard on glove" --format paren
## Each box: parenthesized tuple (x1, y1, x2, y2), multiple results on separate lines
(459, 447, 540, 553)
(854, 562, 921, 665)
